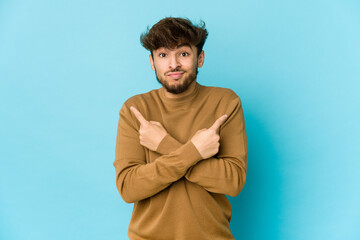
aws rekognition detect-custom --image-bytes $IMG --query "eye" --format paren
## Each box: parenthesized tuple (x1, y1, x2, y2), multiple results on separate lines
(180, 52, 190, 57)
(159, 53, 167, 58)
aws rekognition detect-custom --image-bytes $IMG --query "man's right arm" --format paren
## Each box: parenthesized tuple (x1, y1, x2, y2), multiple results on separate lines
(113, 103, 203, 203)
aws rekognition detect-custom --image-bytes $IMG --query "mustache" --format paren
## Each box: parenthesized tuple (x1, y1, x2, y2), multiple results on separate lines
(167, 67, 185, 73)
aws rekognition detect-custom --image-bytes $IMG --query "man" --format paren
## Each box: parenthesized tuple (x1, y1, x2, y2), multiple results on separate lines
(113, 17, 248, 240)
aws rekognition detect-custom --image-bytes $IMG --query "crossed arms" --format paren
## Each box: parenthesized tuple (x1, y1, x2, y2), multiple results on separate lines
(114, 97, 247, 203)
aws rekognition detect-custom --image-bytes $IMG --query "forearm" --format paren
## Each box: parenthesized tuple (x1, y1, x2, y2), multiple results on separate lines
(114, 141, 202, 203)
(185, 156, 247, 196)
(156, 134, 247, 196)
(156, 134, 183, 154)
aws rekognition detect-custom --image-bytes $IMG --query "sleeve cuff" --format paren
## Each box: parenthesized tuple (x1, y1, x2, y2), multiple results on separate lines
(175, 141, 203, 170)
(156, 140, 203, 171)
(156, 134, 183, 155)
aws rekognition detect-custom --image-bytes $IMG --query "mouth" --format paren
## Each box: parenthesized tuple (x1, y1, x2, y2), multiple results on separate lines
(167, 71, 184, 80)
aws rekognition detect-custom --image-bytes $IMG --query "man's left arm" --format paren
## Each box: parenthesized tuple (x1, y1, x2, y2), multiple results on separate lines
(155, 97, 248, 197)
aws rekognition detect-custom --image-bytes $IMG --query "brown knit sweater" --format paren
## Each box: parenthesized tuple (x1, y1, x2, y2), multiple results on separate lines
(113, 82, 248, 240)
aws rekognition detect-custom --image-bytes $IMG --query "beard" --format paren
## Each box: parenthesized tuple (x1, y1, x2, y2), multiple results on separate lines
(155, 66, 199, 94)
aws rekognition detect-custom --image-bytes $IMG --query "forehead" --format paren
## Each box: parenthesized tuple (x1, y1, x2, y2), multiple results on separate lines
(155, 43, 194, 52)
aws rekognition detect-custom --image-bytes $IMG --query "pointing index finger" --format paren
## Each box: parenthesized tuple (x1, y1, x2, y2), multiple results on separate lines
(210, 114, 228, 131)
(130, 106, 149, 126)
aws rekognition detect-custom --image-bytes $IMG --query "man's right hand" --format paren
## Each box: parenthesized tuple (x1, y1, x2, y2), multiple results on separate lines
(191, 115, 228, 159)
(130, 106, 168, 151)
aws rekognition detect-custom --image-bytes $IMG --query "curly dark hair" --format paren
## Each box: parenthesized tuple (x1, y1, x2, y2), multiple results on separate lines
(140, 17, 208, 56)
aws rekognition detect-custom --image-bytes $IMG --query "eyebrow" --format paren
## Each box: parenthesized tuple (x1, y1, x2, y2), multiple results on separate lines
(176, 43, 192, 49)
(156, 44, 192, 53)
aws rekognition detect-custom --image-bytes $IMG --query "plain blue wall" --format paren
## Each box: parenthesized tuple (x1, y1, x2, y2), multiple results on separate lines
(1, 0, 359, 239)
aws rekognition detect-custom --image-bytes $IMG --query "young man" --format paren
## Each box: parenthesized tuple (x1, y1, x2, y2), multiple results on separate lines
(113, 17, 248, 240)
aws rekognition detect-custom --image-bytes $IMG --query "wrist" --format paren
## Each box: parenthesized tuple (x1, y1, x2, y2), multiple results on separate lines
(156, 134, 183, 154)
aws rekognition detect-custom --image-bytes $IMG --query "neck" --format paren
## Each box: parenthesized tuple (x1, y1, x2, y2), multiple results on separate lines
(163, 81, 197, 99)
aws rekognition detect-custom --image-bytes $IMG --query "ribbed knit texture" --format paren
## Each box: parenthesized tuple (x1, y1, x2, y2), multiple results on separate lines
(114, 82, 248, 240)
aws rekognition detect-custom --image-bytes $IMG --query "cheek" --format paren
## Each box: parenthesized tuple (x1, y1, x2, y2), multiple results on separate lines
(190, 61, 198, 70)
(182, 59, 197, 69)
(153, 62, 166, 73)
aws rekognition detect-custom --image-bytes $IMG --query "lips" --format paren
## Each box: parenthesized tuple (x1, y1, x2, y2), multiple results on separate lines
(167, 72, 184, 79)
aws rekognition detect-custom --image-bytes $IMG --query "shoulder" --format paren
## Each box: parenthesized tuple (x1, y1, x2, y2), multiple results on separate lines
(122, 89, 159, 109)
(200, 85, 241, 103)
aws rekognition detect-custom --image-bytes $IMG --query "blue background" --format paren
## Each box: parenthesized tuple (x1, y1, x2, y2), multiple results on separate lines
(1, 0, 359, 239)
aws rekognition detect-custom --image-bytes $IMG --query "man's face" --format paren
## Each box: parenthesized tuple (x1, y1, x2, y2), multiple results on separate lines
(149, 44, 204, 94)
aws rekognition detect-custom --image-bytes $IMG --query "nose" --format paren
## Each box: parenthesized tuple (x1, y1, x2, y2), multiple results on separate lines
(169, 55, 180, 70)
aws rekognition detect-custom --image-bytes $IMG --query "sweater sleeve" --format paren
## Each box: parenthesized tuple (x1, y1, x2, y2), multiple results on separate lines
(113, 102, 203, 203)
(185, 97, 248, 196)
(156, 134, 183, 155)
(154, 97, 248, 197)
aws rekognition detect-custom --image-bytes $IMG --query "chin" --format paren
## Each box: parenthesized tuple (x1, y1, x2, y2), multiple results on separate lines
(156, 71, 197, 94)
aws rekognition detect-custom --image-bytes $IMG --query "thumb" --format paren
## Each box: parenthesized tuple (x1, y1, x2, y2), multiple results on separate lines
(150, 121, 163, 127)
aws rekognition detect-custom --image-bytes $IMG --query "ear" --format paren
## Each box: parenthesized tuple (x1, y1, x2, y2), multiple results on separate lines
(197, 50, 205, 68)
(149, 54, 155, 71)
